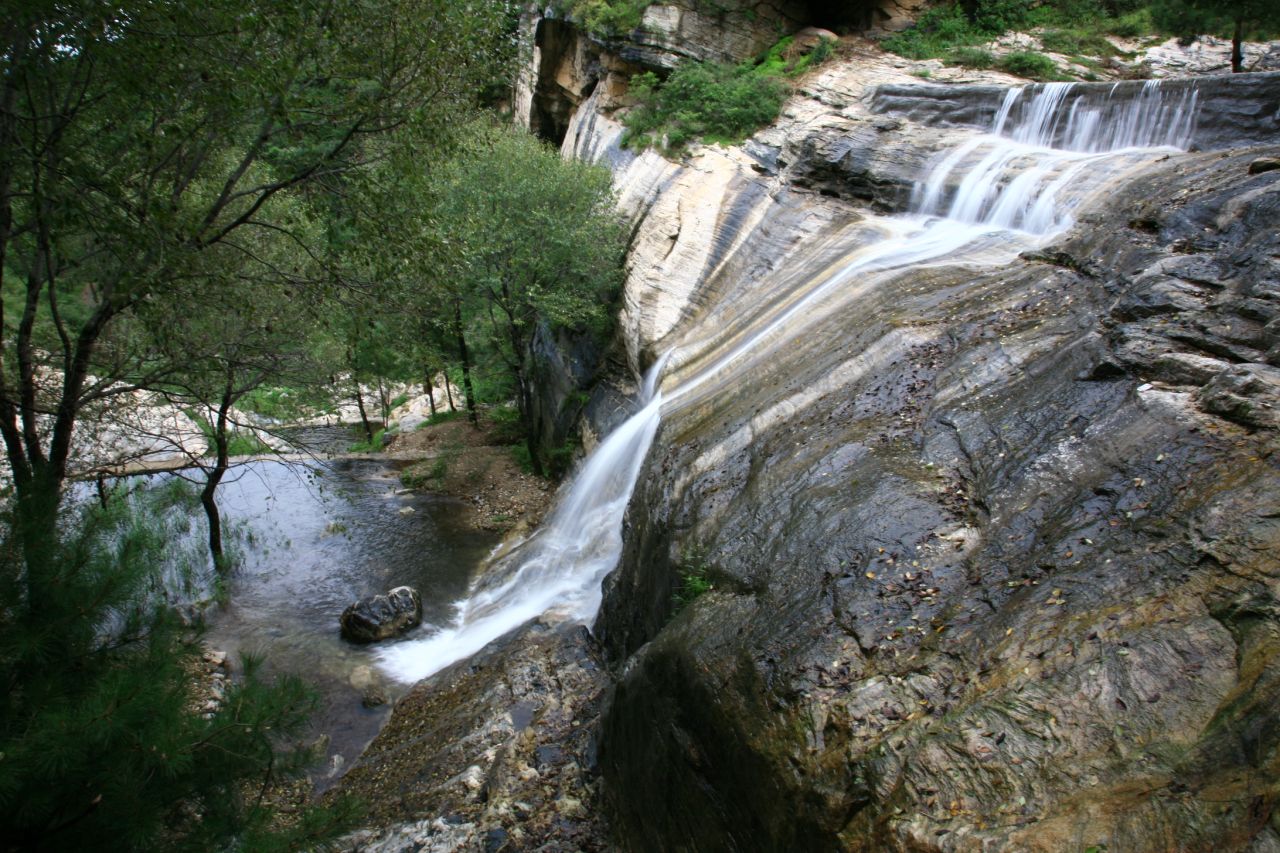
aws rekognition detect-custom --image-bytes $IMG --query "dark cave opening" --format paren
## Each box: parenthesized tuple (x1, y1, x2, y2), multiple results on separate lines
(797, 0, 880, 33)
(531, 17, 580, 147)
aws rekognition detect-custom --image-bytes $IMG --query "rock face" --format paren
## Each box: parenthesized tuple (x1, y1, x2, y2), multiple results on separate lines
(598, 143, 1280, 851)
(332, 623, 609, 850)
(343, 12, 1280, 850)
(340, 587, 422, 644)
(548, 47, 1280, 853)
(871, 74, 1280, 152)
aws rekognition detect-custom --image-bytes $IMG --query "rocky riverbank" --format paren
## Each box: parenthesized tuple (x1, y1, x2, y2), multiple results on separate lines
(332, 623, 610, 852)
(390, 416, 555, 535)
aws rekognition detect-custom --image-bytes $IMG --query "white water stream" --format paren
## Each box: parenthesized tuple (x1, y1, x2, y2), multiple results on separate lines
(377, 81, 1201, 683)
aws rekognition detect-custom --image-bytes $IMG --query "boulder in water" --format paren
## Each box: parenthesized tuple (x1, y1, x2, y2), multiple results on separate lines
(340, 586, 422, 644)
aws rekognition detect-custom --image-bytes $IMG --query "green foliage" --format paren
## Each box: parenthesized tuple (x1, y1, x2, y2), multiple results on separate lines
(882, 4, 991, 59)
(998, 50, 1064, 79)
(430, 123, 627, 475)
(187, 411, 274, 458)
(672, 546, 715, 612)
(946, 46, 997, 68)
(349, 427, 387, 453)
(557, 0, 651, 36)
(1039, 27, 1122, 56)
(0, 491, 351, 850)
(546, 435, 581, 479)
(1150, 0, 1280, 41)
(1107, 8, 1157, 37)
(881, 0, 1175, 63)
(239, 387, 338, 423)
(622, 61, 788, 153)
(622, 34, 837, 153)
(488, 405, 527, 446)
(416, 410, 463, 429)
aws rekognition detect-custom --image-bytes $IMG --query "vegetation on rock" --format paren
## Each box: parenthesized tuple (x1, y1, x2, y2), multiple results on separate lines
(622, 35, 836, 153)
(883, 0, 1280, 76)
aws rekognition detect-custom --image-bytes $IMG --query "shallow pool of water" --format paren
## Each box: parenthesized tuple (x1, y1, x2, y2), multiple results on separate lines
(189, 442, 497, 787)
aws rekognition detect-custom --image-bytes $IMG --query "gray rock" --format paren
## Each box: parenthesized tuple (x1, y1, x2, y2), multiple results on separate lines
(340, 586, 422, 644)
(871, 72, 1280, 152)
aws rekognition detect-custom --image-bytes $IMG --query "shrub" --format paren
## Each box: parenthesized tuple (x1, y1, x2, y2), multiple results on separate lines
(622, 60, 788, 153)
(882, 0, 1163, 61)
(999, 50, 1063, 79)
(946, 45, 997, 67)
(1108, 8, 1156, 37)
(0, 491, 353, 849)
(488, 405, 526, 445)
(416, 409, 462, 429)
(226, 430, 273, 456)
(1039, 27, 1119, 56)
(556, 0, 649, 37)
(348, 426, 386, 452)
(882, 4, 988, 59)
(672, 546, 715, 611)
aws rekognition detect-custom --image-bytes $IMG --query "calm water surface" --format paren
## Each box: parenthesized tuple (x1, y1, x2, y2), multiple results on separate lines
(188, 430, 497, 786)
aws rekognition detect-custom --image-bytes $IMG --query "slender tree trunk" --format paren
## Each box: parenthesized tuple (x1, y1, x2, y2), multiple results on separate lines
(518, 376, 544, 477)
(354, 383, 374, 443)
(424, 375, 437, 417)
(1232, 17, 1244, 73)
(377, 375, 389, 423)
(201, 467, 227, 571)
(444, 376, 456, 412)
(453, 301, 478, 426)
(201, 386, 234, 572)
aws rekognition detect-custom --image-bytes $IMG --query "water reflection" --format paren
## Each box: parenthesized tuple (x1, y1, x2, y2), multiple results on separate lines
(152, 430, 497, 787)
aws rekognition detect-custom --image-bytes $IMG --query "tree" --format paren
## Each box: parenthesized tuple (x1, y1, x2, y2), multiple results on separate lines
(1152, 0, 1280, 72)
(432, 124, 627, 475)
(0, 0, 510, 580)
(0, 489, 354, 850)
(140, 265, 325, 571)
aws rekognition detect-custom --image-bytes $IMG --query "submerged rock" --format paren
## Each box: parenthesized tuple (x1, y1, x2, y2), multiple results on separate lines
(340, 586, 422, 644)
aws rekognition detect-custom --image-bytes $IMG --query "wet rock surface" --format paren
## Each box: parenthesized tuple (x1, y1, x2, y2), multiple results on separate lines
(597, 136, 1280, 850)
(872, 72, 1280, 152)
(332, 623, 610, 851)
(340, 587, 423, 644)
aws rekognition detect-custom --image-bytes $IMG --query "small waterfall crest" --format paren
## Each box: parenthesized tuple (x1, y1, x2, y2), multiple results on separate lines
(376, 79, 1201, 684)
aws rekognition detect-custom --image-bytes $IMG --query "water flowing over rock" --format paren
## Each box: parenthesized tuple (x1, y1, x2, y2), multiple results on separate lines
(340, 587, 423, 644)
(364, 12, 1280, 844)
(588, 74, 1280, 851)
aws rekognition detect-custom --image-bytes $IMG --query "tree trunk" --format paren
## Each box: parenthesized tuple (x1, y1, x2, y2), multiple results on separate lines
(14, 468, 62, 613)
(354, 382, 374, 443)
(201, 469, 226, 571)
(424, 375, 437, 417)
(516, 372, 544, 478)
(444, 376, 456, 412)
(201, 387, 234, 572)
(1232, 17, 1244, 73)
(453, 301, 479, 426)
(377, 375, 389, 423)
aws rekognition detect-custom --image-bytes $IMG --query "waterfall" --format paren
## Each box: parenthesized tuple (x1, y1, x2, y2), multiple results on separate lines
(376, 79, 1200, 684)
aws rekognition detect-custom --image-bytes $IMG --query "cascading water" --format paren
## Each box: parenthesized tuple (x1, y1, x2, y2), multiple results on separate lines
(376, 79, 1203, 684)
